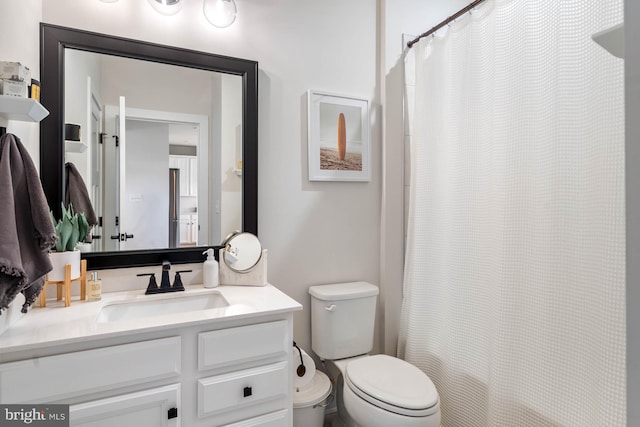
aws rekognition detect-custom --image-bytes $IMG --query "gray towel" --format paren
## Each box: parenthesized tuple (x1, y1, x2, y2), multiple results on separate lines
(0, 133, 57, 313)
(65, 162, 98, 226)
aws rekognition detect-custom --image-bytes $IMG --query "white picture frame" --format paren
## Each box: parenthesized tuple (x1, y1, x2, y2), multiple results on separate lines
(308, 90, 370, 182)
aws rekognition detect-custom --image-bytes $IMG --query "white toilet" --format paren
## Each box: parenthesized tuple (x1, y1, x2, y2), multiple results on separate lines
(309, 282, 441, 427)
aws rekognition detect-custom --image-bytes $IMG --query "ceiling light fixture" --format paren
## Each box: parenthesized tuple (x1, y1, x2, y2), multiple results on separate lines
(203, 0, 237, 28)
(148, 0, 183, 16)
(98, 0, 237, 28)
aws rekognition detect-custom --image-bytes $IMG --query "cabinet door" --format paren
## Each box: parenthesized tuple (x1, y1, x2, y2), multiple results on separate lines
(188, 156, 198, 196)
(179, 215, 191, 245)
(169, 155, 197, 196)
(189, 214, 198, 244)
(70, 384, 180, 427)
(178, 214, 197, 246)
(169, 156, 190, 196)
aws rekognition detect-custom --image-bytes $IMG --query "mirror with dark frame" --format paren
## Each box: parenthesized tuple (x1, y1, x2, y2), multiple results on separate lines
(40, 23, 258, 270)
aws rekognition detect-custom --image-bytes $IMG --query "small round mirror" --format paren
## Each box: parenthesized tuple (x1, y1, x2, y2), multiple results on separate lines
(222, 232, 262, 273)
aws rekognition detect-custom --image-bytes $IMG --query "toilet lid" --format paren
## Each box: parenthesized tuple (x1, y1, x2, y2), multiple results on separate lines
(345, 355, 438, 415)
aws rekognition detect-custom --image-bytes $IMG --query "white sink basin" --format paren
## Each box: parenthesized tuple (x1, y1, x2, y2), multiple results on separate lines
(96, 292, 229, 323)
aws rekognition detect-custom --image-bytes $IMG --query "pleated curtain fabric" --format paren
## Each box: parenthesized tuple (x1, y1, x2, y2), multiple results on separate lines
(399, 0, 625, 426)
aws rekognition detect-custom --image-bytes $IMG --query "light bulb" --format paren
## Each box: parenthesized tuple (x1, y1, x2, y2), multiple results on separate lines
(148, 0, 183, 16)
(203, 0, 237, 28)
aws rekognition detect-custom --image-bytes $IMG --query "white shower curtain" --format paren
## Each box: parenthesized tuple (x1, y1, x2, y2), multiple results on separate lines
(399, 1, 625, 426)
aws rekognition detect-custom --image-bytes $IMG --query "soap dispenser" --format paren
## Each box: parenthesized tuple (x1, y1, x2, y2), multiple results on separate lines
(87, 272, 102, 300)
(202, 248, 219, 288)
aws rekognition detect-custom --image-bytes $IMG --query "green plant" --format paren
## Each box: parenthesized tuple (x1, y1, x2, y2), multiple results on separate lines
(50, 203, 89, 252)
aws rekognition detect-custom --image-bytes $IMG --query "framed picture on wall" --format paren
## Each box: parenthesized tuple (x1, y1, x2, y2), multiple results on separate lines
(308, 90, 370, 182)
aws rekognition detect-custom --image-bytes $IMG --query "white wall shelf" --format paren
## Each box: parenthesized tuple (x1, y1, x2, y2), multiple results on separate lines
(0, 95, 49, 124)
(65, 140, 88, 153)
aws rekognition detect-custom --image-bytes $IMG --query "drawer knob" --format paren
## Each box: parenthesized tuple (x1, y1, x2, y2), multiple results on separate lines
(168, 407, 178, 419)
(243, 386, 252, 397)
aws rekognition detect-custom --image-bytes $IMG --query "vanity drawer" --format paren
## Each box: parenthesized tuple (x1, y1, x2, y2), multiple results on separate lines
(0, 337, 181, 403)
(70, 383, 180, 427)
(197, 361, 287, 421)
(198, 320, 288, 371)
(221, 409, 288, 427)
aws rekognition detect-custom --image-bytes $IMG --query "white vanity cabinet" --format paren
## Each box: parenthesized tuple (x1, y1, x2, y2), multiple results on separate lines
(0, 314, 295, 427)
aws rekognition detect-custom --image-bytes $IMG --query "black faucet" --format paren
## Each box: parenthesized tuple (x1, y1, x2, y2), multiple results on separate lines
(172, 270, 192, 291)
(160, 260, 171, 290)
(138, 273, 159, 294)
(138, 261, 187, 294)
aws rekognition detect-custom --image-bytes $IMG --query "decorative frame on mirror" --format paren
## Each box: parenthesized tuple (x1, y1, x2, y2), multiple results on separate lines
(40, 23, 258, 270)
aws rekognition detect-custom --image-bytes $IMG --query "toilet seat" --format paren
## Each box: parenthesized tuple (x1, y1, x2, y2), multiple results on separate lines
(345, 354, 439, 417)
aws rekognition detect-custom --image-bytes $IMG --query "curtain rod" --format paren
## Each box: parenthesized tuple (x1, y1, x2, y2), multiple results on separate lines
(406, 0, 487, 48)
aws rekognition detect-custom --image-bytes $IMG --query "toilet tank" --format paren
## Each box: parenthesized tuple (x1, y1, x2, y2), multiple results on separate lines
(309, 282, 379, 360)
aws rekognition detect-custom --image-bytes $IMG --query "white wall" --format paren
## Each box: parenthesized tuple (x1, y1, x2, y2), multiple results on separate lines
(0, 0, 42, 165)
(41, 0, 380, 353)
(99, 55, 215, 115)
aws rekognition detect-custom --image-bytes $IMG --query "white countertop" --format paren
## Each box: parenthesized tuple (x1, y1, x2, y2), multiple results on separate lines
(0, 284, 302, 357)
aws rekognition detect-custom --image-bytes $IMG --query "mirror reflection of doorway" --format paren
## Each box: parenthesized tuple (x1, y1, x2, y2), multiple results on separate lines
(103, 103, 207, 251)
